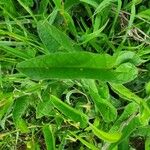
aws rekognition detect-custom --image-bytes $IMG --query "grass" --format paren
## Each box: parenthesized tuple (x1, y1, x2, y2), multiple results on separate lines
(0, 0, 150, 149)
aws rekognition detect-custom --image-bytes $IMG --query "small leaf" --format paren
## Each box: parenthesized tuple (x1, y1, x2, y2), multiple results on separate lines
(0, 93, 13, 129)
(37, 21, 60, 53)
(115, 63, 138, 83)
(115, 51, 143, 66)
(80, 20, 109, 44)
(38, 0, 49, 14)
(132, 125, 150, 137)
(145, 137, 150, 150)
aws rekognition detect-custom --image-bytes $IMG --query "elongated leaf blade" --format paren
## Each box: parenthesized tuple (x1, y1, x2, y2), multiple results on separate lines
(109, 117, 141, 149)
(70, 132, 99, 150)
(94, 0, 116, 15)
(43, 125, 55, 150)
(110, 83, 150, 125)
(90, 124, 122, 143)
(12, 96, 29, 132)
(93, 93, 117, 122)
(110, 83, 142, 104)
(50, 95, 88, 128)
(37, 21, 81, 52)
(17, 52, 138, 83)
(83, 80, 117, 122)
(37, 21, 60, 53)
(0, 45, 32, 59)
(110, 102, 138, 132)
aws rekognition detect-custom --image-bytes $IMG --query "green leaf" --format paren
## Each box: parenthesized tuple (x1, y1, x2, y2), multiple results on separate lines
(64, 0, 80, 10)
(12, 96, 29, 132)
(145, 82, 150, 95)
(145, 137, 150, 150)
(110, 83, 150, 125)
(0, 93, 13, 123)
(97, 82, 110, 99)
(94, 0, 116, 15)
(70, 132, 99, 150)
(90, 124, 122, 143)
(19, 0, 34, 7)
(115, 51, 143, 66)
(63, 12, 78, 36)
(48, 8, 58, 25)
(83, 80, 117, 122)
(0, 45, 32, 59)
(139, 101, 150, 125)
(137, 9, 150, 20)
(37, 21, 81, 52)
(37, 21, 60, 53)
(92, 93, 117, 122)
(17, 0, 36, 21)
(80, 0, 98, 8)
(110, 102, 138, 132)
(17, 52, 138, 83)
(132, 125, 150, 137)
(52, 0, 62, 9)
(36, 100, 54, 118)
(50, 95, 88, 128)
(115, 63, 138, 83)
(43, 125, 55, 150)
(110, 83, 142, 104)
(109, 117, 141, 149)
(1, 0, 17, 16)
(80, 20, 109, 44)
(118, 138, 129, 150)
(38, 0, 49, 14)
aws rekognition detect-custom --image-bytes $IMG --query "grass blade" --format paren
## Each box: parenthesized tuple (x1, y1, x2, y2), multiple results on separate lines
(43, 125, 55, 150)
(0, 45, 32, 60)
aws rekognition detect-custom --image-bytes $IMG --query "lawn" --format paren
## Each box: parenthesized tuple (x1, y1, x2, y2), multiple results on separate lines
(0, 0, 150, 150)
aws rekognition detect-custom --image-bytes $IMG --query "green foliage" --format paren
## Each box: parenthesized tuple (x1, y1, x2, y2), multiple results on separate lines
(83, 80, 117, 122)
(17, 52, 138, 83)
(50, 95, 88, 128)
(0, 0, 150, 149)
(12, 96, 30, 133)
(90, 123, 122, 143)
(43, 125, 55, 150)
